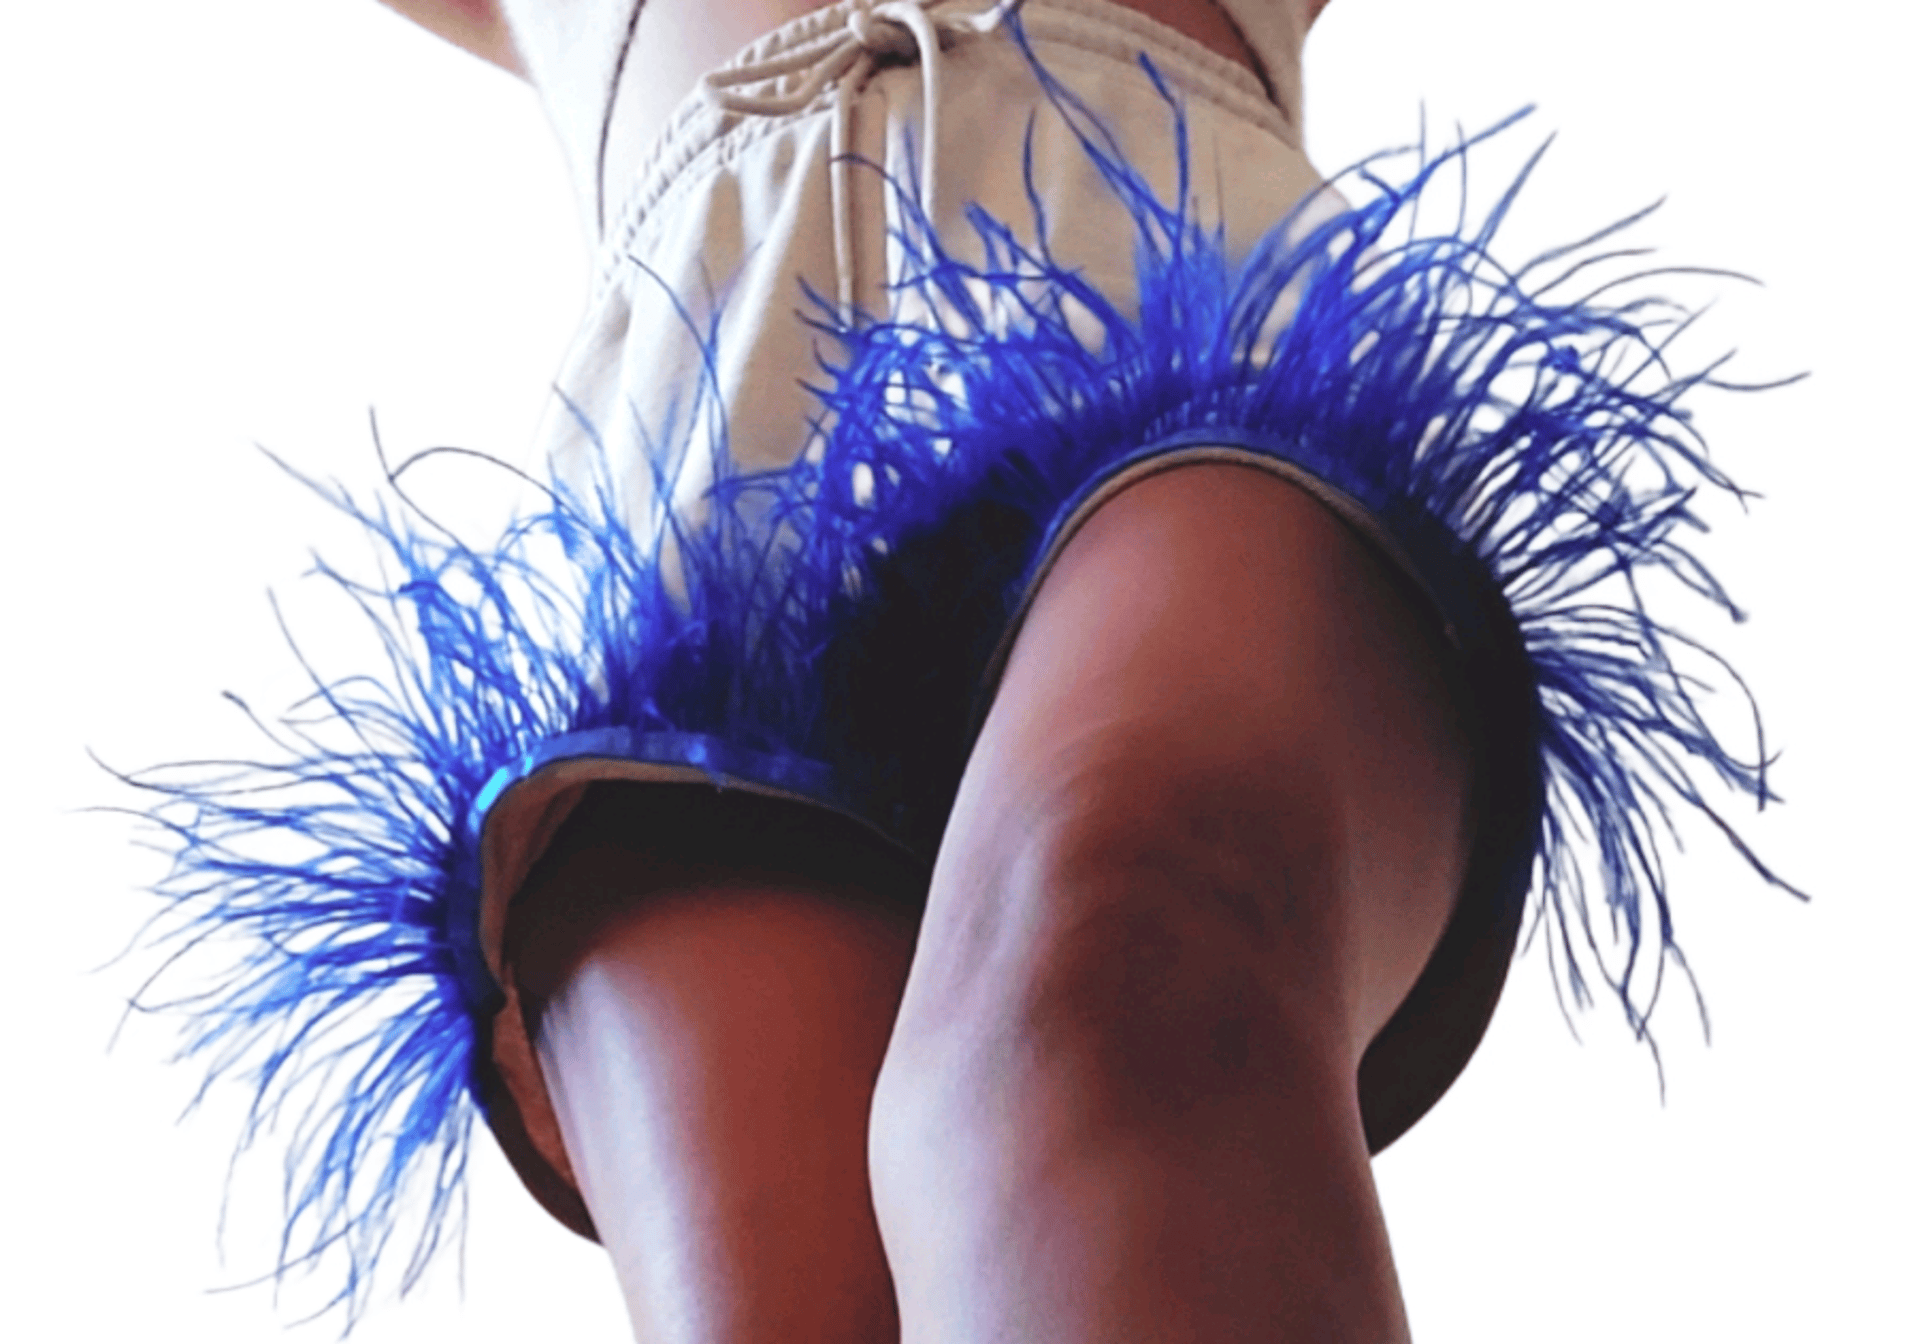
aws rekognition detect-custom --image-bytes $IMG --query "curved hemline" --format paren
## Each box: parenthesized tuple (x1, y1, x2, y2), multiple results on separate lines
(473, 743, 923, 990)
(974, 440, 1464, 734)
(470, 433, 1533, 1183)
(958, 436, 1534, 1155)
(471, 755, 934, 1250)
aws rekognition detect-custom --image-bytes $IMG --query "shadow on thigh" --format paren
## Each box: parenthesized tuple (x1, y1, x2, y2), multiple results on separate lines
(504, 783, 924, 1344)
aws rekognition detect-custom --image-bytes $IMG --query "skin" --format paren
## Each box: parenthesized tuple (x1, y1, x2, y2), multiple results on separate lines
(375, 4, 1459, 1342)
(868, 464, 1467, 1344)
(526, 875, 918, 1344)
(378, 0, 525, 71)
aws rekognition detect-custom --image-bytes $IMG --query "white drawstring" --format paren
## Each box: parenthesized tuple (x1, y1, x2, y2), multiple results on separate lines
(702, 0, 1022, 317)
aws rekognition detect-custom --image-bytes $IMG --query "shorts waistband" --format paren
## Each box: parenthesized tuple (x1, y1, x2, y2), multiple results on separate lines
(598, 0, 1301, 275)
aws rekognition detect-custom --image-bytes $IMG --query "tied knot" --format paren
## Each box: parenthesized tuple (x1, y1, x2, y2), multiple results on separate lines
(845, 4, 929, 67)
(699, 0, 1024, 317)
(702, 0, 1017, 118)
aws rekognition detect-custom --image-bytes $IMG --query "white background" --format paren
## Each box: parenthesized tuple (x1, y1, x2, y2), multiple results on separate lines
(2, 0, 1913, 1339)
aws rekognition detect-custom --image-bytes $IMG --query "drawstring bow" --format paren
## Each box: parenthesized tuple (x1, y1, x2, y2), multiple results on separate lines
(703, 0, 1025, 316)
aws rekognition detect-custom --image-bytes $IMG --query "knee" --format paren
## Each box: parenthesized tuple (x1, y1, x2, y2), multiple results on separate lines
(880, 735, 1465, 1160)
(1022, 768, 1361, 1047)
(874, 462, 1478, 1168)
(919, 463, 1474, 1051)
(1022, 840, 1357, 1132)
(880, 774, 1360, 1138)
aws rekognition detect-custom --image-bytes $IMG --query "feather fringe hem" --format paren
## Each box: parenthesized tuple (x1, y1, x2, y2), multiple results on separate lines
(115, 47, 1798, 1327)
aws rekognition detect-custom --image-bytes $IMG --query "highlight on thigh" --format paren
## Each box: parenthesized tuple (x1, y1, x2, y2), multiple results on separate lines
(501, 782, 923, 1344)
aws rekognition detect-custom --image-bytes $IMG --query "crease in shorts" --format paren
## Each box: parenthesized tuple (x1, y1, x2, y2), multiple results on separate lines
(595, 0, 650, 236)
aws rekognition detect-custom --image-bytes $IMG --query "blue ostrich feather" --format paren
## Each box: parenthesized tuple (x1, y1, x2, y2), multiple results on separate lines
(117, 37, 1800, 1329)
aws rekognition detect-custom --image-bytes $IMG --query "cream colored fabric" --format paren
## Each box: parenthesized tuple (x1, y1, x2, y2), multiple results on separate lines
(531, 0, 1319, 572)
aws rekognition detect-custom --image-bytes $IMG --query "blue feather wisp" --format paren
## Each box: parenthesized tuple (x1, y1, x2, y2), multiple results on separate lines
(114, 47, 1800, 1329)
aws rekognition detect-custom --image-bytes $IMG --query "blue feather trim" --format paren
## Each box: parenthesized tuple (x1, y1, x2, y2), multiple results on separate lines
(116, 42, 1799, 1328)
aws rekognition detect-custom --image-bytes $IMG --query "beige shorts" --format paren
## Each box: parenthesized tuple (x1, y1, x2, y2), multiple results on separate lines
(476, 0, 1351, 1236)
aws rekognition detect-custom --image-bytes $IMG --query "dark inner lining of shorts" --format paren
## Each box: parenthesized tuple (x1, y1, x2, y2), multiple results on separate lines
(501, 780, 932, 1024)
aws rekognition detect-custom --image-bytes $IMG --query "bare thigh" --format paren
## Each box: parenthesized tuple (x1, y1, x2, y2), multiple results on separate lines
(507, 784, 923, 1344)
(870, 462, 1474, 1344)
(902, 462, 1472, 1065)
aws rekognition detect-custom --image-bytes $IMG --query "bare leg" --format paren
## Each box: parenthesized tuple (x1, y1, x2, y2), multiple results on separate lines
(510, 786, 920, 1344)
(869, 464, 1474, 1343)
